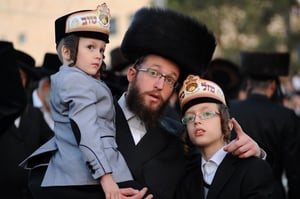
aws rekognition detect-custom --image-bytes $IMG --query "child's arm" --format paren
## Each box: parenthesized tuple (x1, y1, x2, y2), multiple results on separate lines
(100, 173, 122, 199)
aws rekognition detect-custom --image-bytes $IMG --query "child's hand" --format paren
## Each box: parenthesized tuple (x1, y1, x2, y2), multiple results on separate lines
(100, 173, 122, 199)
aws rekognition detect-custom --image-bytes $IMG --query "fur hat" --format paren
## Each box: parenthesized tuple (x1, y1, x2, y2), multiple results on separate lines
(204, 58, 242, 100)
(121, 7, 216, 82)
(110, 47, 131, 72)
(55, 3, 110, 46)
(179, 75, 226, 114)
(37, 53, 62, 77)
(240, 51, 290, 79)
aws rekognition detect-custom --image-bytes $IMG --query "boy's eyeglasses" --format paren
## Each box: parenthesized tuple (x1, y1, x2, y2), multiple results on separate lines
(137, 67, 179, 89)
(181, 111, 220, 125)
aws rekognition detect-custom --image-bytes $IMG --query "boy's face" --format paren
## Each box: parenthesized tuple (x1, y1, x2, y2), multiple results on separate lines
(75, 37, 106, 76)
(184, 102, 225, 148)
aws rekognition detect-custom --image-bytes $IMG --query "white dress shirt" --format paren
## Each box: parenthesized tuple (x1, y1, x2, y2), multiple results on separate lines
(118, 93, 146, 145)
(202, 147, 227, 198)
(202, 148, 227, 184)
(32, 89, 54, 130)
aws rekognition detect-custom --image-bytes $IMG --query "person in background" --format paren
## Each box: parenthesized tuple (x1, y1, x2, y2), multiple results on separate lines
(0, 41, 26, 134)
(230, 51, 300, 199)
(103, 47, 132, 98)
(204, 58, 243, 103)
(32, 53, 62, 130)
(176, 75, 274, 199)
(0, 43, 53, 199)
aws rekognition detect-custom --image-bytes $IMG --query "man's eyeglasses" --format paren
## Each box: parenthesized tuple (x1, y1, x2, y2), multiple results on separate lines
(137, 67, 179, 89)
(181, 111, 220, 125)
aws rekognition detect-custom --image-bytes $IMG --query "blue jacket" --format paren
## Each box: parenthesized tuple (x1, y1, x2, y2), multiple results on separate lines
(20, 65, 132, 186)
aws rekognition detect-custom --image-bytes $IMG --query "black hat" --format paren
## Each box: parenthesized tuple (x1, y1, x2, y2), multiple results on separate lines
(121, 7, 216, 82)
(14, 49, 40, 80)
(110, 47, 131, 72)
(204, 58, 242, 99)
(240, 51, 290, 79)
(55, 3, 111, 46)
(37, 53, 62, 77)
(0, 41, 26, 132)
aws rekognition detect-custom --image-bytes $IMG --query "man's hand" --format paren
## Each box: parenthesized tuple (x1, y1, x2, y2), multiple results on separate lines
(223, 118, 261, 158)
(120, 187, 153, 199)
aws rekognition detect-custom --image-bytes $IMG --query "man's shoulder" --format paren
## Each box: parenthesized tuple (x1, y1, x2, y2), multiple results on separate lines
(160, 116, 184, 137)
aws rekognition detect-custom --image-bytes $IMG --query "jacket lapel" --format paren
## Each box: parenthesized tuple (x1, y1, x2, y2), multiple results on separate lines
(207, 153, 239, 199)
(114, 101, 170, 179)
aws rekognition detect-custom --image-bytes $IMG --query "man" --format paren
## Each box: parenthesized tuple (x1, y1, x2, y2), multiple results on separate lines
(204, 58, 243, 102)
(0, 41, 26, 134)
(0, 48, 53, 199)
(114, 7, 263, 199)
(33, 53, 62, 130)
(230, 51, 300, 199)
(102, 47, 131, 98)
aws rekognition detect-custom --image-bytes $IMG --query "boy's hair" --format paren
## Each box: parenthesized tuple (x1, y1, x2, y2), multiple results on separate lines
(182, 103, 231, 153)
(218, 104, 231, 142)
(56, 34, 79, 66)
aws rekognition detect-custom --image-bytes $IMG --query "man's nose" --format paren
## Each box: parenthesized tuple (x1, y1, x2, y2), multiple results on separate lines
(154, 75, 165, 89)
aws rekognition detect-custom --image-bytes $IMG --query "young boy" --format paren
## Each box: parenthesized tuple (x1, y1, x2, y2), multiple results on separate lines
(176, 75, 274, 199)
(21, 4, 134, 199)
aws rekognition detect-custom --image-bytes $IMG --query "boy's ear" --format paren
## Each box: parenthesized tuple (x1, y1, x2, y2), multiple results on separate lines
(61, 45, 70, 59)
(61, 45, 73, 64)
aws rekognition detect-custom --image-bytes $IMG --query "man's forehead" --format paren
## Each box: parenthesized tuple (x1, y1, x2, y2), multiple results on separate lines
(143, 55, 180, 76)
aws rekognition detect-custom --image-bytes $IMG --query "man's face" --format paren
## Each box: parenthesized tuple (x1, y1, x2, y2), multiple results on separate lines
(126, 55, 180, 125)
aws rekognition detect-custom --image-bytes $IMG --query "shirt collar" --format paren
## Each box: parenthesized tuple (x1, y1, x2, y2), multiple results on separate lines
(32, 89, 43, 108)
(118, 92, 135, 121)
(202, 147, 227, 167)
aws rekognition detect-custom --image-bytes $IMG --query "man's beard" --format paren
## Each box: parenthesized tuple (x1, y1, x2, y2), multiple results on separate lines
(126, 79, 170, 128)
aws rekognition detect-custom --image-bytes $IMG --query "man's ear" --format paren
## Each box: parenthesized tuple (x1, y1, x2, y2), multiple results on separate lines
(127, 66, 137, 82)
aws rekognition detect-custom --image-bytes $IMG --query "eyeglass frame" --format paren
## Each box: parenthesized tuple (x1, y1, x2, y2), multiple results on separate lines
(181, 111, 220, 125)
(136, 67, 180, 89)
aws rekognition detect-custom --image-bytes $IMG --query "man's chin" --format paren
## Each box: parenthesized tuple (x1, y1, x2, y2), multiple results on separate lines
(145, 101, 162, 112)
